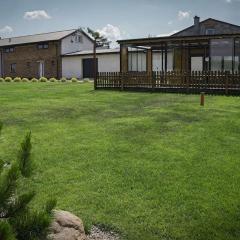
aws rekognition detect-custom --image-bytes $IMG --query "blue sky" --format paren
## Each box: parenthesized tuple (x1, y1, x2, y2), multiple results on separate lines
(0, 0, 239, 43)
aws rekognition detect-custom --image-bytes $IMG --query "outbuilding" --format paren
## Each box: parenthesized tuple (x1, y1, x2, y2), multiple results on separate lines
(62, 48, 120, 79)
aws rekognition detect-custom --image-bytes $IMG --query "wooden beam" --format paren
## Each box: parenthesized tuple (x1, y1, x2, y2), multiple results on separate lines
(146, 49, 152, 73)
(120, 45, 128, 73)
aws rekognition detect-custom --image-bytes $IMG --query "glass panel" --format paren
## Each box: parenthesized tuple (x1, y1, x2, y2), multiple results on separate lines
(235, 39, 240, 72)
(211, 56, 222, 71)
(153, 51, 164, 71)
(224, 56, 232, 72)
(128, 49, 146, 72)
(210, 38, 233, 71)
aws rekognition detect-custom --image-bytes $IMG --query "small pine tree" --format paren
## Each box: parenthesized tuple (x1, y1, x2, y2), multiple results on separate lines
(87, 27, 111, 48)
(0, 124, 56, 240)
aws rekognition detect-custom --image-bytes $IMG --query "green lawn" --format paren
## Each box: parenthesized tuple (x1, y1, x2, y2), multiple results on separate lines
(0, 82, 240, 240)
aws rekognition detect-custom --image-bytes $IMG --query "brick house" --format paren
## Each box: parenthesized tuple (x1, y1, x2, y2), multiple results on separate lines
(0, 29, 94, 79)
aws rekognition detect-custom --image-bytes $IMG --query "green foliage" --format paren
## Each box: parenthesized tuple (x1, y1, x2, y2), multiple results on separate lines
(39, 77, 48, 82)
(21, 78, 29, 83)
(0, 78, 4, 82)
(49, 78, 57, 82)
(18, 132, 32, 178)
(60, 77, 67, 82)
(13, 77, 21, 82)
(5, 77, 12, 82)
(71, 77, 78, 82)
(0, 221, 15, 240)
(30, 78, 38, 82)
(87, 27, 111, 48)
(0, 124, 56, 240)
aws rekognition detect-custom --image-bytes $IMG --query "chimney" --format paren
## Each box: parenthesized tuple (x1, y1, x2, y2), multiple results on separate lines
(194, 16, 200, 26)
(194, 16, 200, 34)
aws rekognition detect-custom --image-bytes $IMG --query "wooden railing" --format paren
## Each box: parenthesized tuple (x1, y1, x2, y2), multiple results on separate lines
(96, 71, 240, 95)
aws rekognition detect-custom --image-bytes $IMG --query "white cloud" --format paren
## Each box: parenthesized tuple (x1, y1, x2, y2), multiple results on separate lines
(0, 26, 13, 34)
(24, 10, 51, 20)
(97, 24, 123, 48)
(178, 10, 191, 20)
(157, 30, 178, 37)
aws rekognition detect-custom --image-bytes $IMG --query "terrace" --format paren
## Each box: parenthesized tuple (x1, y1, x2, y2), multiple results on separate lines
(96, 33, 240, 94)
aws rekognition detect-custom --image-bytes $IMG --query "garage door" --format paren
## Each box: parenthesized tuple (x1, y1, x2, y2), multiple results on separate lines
(82, 58, 98, 78)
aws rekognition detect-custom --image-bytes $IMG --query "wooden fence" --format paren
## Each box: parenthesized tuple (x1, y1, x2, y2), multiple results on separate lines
(95, 71, 240, 95)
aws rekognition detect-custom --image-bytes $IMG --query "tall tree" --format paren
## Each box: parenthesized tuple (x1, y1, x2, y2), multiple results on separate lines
(0, 124, 56, 240)
(87, 27, 111, 48)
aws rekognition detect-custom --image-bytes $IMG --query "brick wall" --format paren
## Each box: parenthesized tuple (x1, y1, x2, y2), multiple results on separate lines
(0, 41, 61, 79)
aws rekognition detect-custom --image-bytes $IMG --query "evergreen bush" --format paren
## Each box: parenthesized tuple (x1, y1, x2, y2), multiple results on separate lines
(0, 78, 5, 82)
(39, 77, 48, 82)
(60, 77, 67, 82)
(13, 77, 21, 82)
(30, 78, 38, 82)
(5, 77, 12, 82)
(71, 77, 78, 82)
(0, 123, 56, 240)
(49, 78, 57, 82)
(22, 78, 29, 82)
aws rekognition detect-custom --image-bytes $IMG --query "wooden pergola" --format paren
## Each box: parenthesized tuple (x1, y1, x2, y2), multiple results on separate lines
(95, 33, 240, 95)
(118, 33, 240, 73)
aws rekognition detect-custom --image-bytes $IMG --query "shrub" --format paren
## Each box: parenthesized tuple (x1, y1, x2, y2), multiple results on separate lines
(13, 77, 21, 82)
(5, 77, 12, 82)
(31, 78, 38, 82)
(71, 77, 78, 82)
(49, 78, 57, 82)
(0, 124, 57, 240)
(39, 77, 48, 82)
(60, 77, 67, 82)
(0, 78, 5, 82)
(22, 78, 29, 82)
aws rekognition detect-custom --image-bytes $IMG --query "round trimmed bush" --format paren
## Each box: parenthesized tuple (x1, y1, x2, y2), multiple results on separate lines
(0, 78, 4, 82)
(31, 78, 38, 82)
(39, 77, 48, 82)
(49, 78, 57, 82)
(5, 77, 12, 82)
(71, 77, 78, 82)
(22, 78, 29, 82)
(60, 77, 67, 82)
(13, 77, 21, 82)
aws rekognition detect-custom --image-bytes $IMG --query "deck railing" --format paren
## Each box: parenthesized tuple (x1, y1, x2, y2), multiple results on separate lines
(96, 71, 240, 95)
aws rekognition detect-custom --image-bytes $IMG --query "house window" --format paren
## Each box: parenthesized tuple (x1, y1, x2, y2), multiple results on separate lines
(75, 35, 83, 43)
(38, 43, 49, 49)
(5, 47, 14, 53)
(206, 29, 216, 35)
(10, 63, 16, 73)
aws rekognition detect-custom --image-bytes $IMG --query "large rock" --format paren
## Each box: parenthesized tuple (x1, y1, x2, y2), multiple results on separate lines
(48, 210, 86, 240)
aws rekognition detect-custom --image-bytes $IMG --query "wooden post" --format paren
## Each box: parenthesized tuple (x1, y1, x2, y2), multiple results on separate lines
(200, 92, 205, 106)
(120, 45, 128, 91)
(146, 48, 154, 91)
(93, 40, 97, 90)
(225, 72, 229, 95)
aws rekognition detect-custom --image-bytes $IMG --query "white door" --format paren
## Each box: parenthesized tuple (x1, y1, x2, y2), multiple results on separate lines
(191, 57, 203, 71)
(38, 61, 44, 78)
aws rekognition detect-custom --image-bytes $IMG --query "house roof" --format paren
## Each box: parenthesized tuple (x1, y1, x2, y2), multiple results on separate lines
(171, 18, 240, 36)
(63, 48, 120, 56)
(0, 29, 93, 47)
(117, 33, 240, 46)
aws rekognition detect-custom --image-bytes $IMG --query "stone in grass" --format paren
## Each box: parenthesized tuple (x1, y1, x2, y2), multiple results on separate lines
(48, 210, 86, 240)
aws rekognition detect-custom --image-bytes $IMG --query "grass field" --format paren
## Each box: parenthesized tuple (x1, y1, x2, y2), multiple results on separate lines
(0, 82, 240, 240)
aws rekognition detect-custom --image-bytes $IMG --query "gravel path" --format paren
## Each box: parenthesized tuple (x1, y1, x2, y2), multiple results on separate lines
(87, 226, 120, 240)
